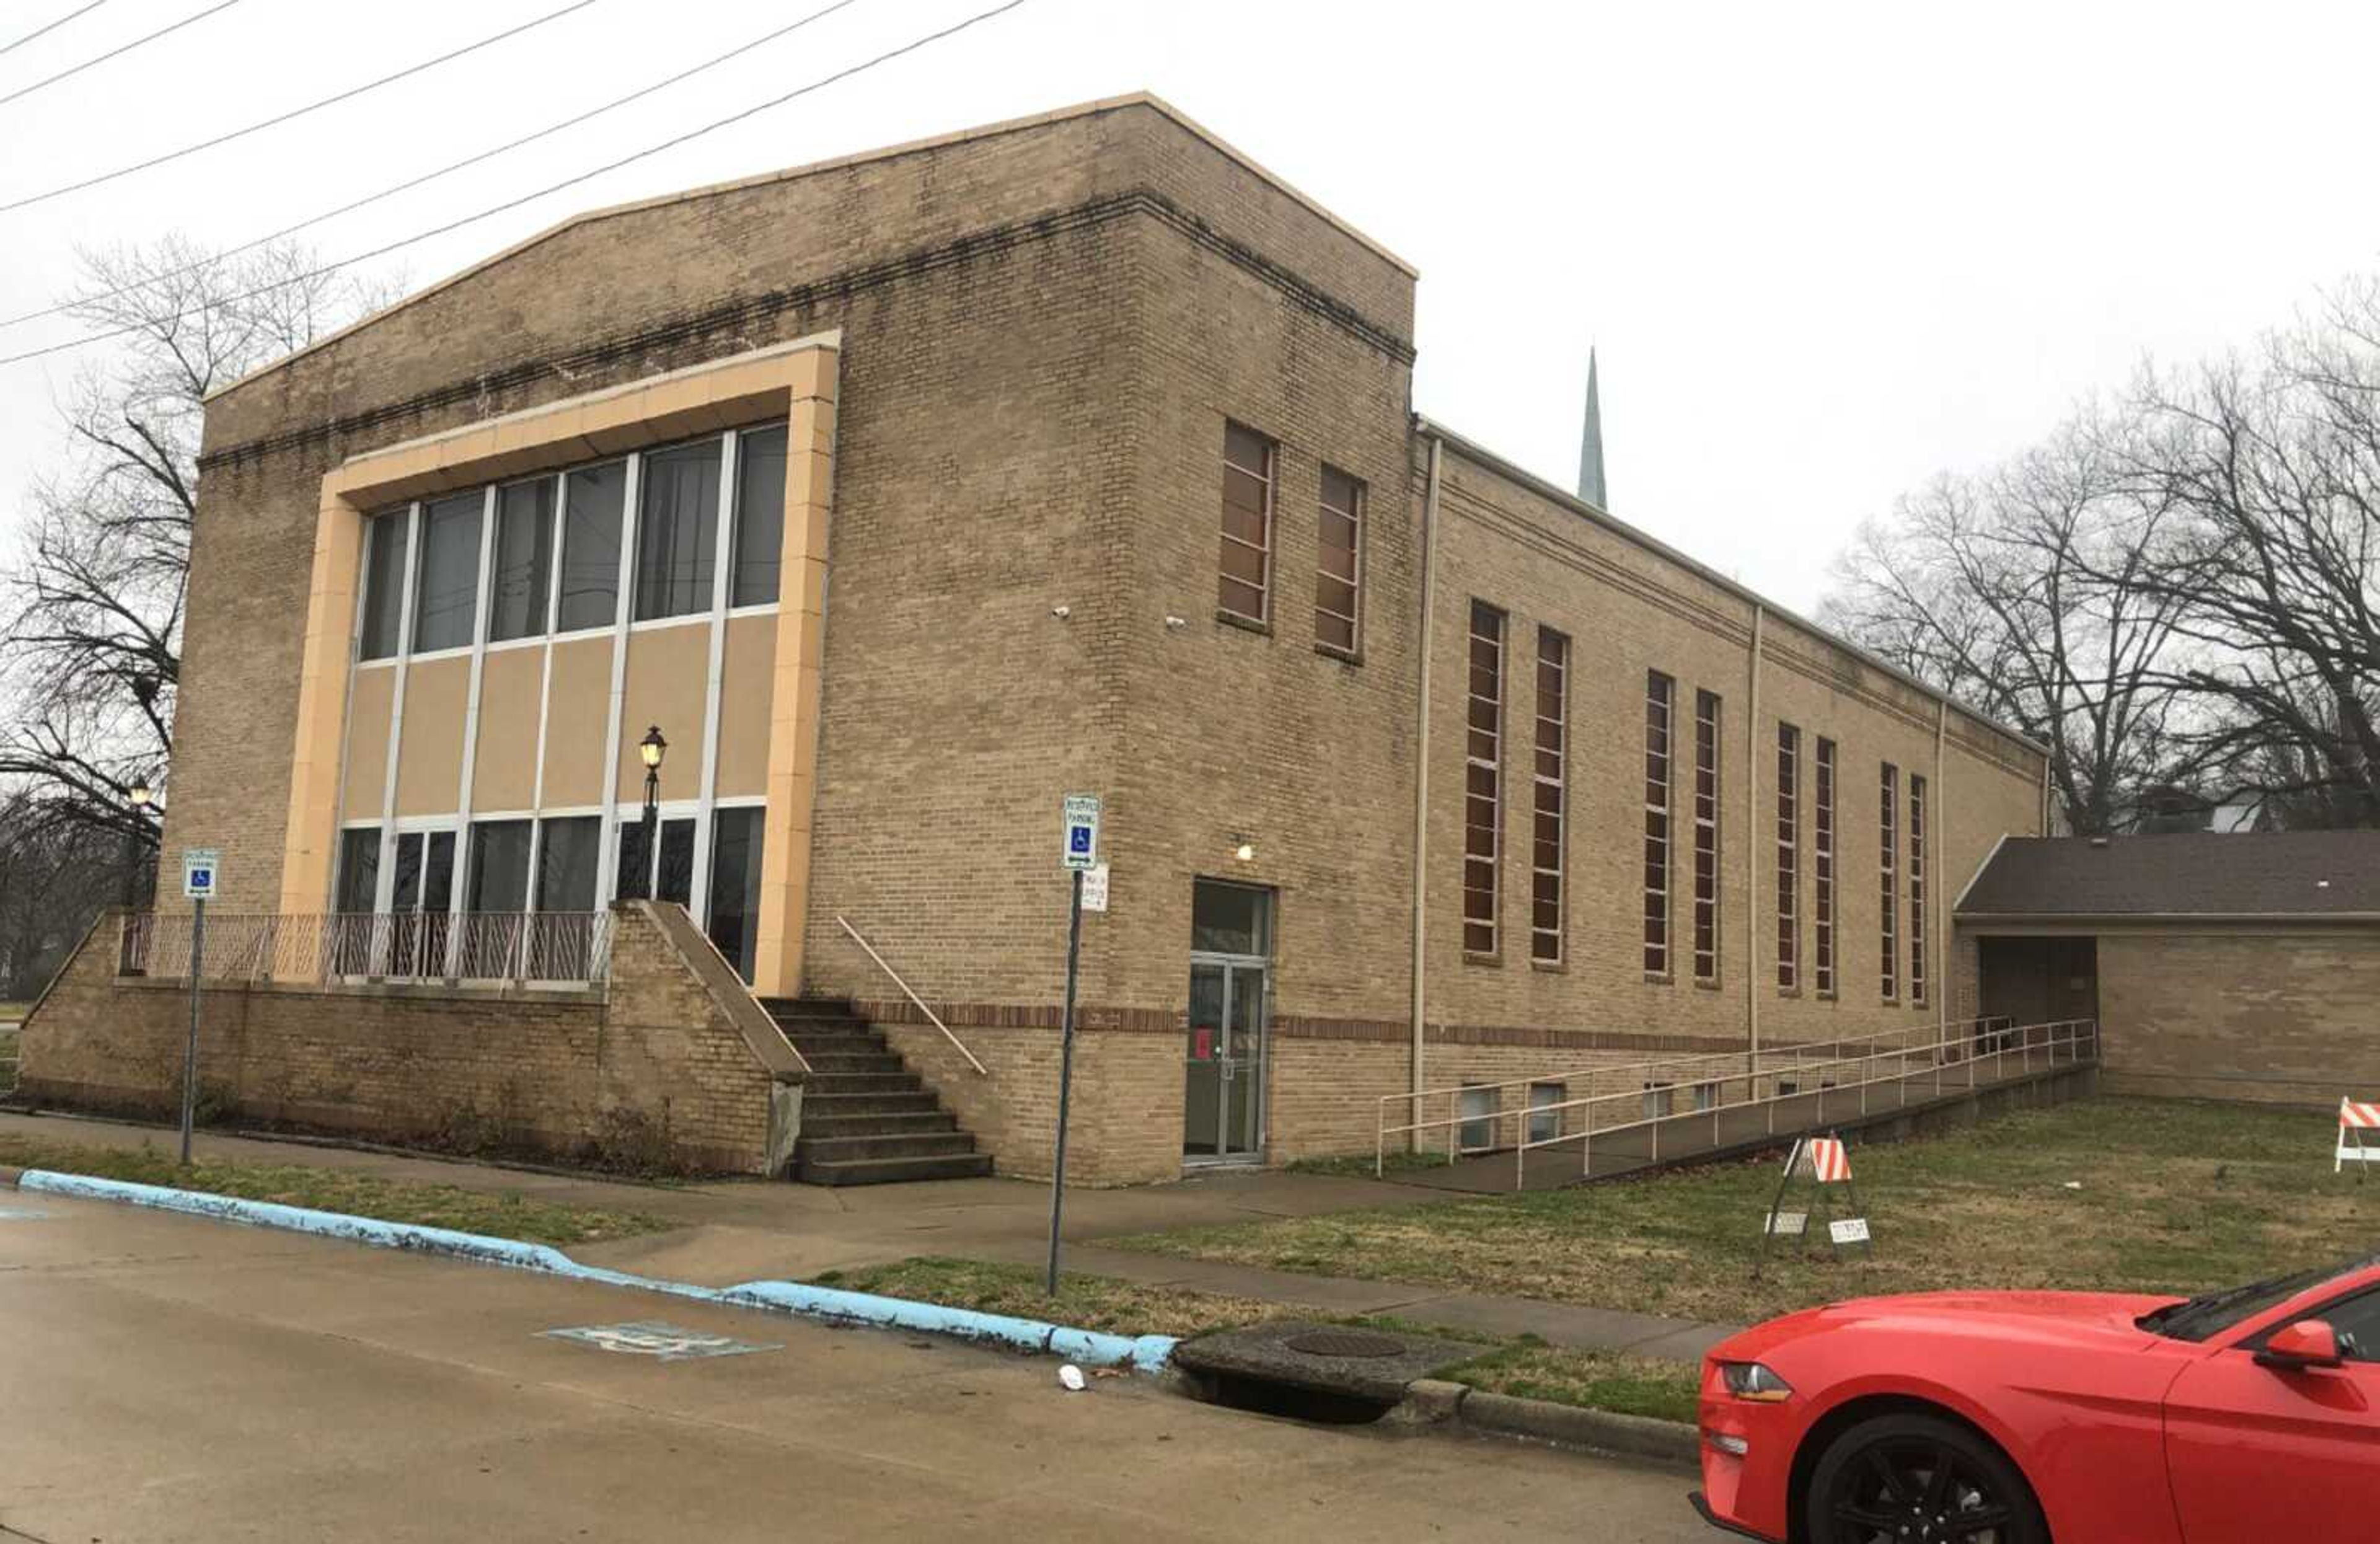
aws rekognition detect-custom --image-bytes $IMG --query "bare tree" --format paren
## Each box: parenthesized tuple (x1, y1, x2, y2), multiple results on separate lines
(2117, 288, 2380, 827)
(1822, 415, 2193, 834)
(0, 237, 397, 861)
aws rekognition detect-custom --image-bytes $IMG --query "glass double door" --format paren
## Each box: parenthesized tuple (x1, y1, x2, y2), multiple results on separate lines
(382, 829, 455, 977)
(1184, 957, 1266, 1163)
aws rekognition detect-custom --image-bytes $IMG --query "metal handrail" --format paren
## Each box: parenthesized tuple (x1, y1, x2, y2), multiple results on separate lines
(118, 911, 613, 988)
(1380, 1016, 1996, 1136)
(1376, 1017, 2099, 1187)
(836, 915, 989, 1077)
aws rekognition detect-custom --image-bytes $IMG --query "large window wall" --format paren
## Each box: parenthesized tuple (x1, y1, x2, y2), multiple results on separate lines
(336, 421, 788, 981)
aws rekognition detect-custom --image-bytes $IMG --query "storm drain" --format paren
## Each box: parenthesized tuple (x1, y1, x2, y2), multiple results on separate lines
(1172, 1320, 1485, 1427)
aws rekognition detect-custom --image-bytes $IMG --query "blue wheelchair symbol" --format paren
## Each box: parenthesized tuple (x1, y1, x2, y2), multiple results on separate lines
(1068, 826, 1092, 855)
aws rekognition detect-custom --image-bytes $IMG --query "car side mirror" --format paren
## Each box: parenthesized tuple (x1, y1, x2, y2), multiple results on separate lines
(2255, 1318, 2345, 1372)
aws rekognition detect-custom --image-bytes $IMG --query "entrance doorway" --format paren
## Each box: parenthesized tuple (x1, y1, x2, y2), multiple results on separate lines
(1184, 880, 1271, 1165)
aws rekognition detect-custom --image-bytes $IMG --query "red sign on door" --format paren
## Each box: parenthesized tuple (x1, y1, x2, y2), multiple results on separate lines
(1192, 1027, 1214, 1061)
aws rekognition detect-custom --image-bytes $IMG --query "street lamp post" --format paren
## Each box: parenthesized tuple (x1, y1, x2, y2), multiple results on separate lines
(122, 773, 153, 909)
(635, 726, 668, 901)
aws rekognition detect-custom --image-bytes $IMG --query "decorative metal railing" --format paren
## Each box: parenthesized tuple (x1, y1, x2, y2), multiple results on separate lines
(119, 911, 614, 988)
(1377, 1017, 2100, 1189)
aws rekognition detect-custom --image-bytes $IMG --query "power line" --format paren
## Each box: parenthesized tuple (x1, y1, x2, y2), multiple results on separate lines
(0, 0, 240, 107)
(1, 0, 601, 212)
(1, 0, 867, 329)
(0, 0, 109, 60)
(0, 0, 1032, 368)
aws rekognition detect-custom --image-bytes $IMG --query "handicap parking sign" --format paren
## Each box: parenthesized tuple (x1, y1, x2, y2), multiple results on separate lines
(182, 848, 221, 901)
(1061, 794, 1101, 870)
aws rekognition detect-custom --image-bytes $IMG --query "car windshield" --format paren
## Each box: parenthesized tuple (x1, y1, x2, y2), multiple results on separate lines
(2139, 1258, 2364, 1342)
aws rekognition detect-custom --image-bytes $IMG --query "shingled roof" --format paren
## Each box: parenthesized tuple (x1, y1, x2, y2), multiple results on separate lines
(1957, 832, 2380, 919)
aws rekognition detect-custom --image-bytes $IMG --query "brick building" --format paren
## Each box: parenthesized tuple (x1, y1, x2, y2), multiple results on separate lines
(1958, 831, 2380, 1108)
(19, 95, 2050, 1181)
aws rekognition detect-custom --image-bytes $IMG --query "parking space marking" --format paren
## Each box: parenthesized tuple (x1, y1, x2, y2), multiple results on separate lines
(540, 1320, 782, 1361)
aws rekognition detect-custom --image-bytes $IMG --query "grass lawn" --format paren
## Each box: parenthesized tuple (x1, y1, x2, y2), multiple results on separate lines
(0, 1134, 671, 1248)
(1113, 1097, 2380, 1326)
(814, 1255, 1699, 1423)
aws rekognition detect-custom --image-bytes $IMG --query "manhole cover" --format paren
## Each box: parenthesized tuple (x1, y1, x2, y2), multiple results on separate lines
(1283, 1329, 1408, 1359)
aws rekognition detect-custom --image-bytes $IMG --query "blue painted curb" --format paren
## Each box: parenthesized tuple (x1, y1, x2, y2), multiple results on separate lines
(16, 1170, 1178, 1375)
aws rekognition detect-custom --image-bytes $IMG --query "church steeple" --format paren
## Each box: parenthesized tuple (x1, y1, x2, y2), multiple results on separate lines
(1576, 348, 1607, 509)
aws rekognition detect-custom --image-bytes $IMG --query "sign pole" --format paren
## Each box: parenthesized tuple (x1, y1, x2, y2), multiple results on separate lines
(1046, 865, 1085, 1295)
(180, 896, 205, 1165)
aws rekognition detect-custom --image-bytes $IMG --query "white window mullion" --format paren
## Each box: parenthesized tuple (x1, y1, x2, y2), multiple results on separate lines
(690, 430, 736, 929)
(594, 452, 641, 908)
(376, 501, 423, 916)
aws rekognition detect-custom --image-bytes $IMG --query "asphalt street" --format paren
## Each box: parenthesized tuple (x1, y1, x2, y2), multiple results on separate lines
(0, 1193, 1714, 1542)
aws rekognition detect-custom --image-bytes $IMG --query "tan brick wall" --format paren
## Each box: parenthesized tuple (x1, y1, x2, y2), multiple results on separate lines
(2094, 927, 2380, 1108)
(1420, 448, 2045, 1065)
(14, 907, 788, 1173)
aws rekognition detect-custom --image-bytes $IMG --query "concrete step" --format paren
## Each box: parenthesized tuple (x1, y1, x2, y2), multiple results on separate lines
(796, 1050, 906, 1075)
(795, 1130, 981, 1164)
(797, 1150, 995, 1186)
(798, 1109, 961, 1140)
(800, 1071, 924, 1096)
(801, 1090, 943, 1117)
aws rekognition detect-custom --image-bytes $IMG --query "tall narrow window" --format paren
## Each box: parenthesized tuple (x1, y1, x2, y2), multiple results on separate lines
(1879, 762, 1900, 1000)
(729, 424, 787, 607)
(1909, 773, 1928, 1007)
(1219, 422, 1274, 624)
(634, 439, 723, 621)
(1643, 670, 1675, 976)
(488, 478, 556, 643)
(1315, 465, 1362, 652)
(1814, 737, 1836, 995)
(534, 816, 601, 912)
(557, 461, 627, 632)
(412, 492, 483, 653)
(1531, 627, 1568, 965)
(1693, 689, 1722, 983)
(1462, 601, 1505, 956)
(358, 509, 410, 661)
(1776, 723, 1800, 990)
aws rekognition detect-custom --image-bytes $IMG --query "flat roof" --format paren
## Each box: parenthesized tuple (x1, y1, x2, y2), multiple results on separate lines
(1415, 417, 2050, 759)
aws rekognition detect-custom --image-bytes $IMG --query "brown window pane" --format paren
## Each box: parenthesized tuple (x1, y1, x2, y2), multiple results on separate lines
(1318, 612, 1354, 652)
(1219, 576, 1264, 619)
(1220, 539, 1267, 586)
(1219, 423, 1274, 622)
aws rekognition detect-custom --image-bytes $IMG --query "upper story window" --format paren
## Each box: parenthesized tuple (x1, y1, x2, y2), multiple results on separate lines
(1316, 465, 1362, 653)
(1879, 761, 1900, 1000)
(352, 425, 788, 663)
(1776, 723, 1800, 990)
(1910, 772, 1929, 1007)
(634, 439, 723, 621)
(1219, 421, 1275, 625)
(1642, 669, 1675, 977)
(1462, 600, 1505, 956)
(730, 425, 788, 608)
(488, 478, 556, 644)
(413, 492, 483, 653)
(1692, 688, 1722, 984)
(1814, 736, 1837, 995)
(558, 461, 628, 632)
(358, 508, 410, 661)
(1530, 627, 1568, 966)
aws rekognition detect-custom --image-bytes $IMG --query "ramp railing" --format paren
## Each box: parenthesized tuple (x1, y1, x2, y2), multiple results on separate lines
(1375, 1017, 2099, 1188)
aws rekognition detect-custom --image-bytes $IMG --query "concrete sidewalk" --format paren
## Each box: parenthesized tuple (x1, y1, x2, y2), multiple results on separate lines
(0, 1108, 1737, 1361)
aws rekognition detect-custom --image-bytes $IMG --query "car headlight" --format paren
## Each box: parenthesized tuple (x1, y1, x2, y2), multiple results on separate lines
(1718, 1361, 1795, 1402)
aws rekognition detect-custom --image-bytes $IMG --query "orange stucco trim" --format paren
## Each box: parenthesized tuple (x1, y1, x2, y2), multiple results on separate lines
(280, 333, 841, 998)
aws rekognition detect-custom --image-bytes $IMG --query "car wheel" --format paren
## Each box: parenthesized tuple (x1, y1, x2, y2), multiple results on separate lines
(1804, 1412, 2047, 1544)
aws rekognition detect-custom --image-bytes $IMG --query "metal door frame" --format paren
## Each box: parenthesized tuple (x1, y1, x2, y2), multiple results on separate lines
(1185, 949, 1269, 1167)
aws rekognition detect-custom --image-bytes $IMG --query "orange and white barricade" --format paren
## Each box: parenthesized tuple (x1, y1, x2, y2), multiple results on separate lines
(1806, 1136, 1853, 1184)
(2337, 1098, 2380, 1174)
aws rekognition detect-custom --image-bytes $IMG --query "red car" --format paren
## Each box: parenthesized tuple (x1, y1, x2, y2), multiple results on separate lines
(1690, 1253, 2380, 1542)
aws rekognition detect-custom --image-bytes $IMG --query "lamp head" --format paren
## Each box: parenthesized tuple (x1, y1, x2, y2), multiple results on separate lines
(638, 725, 668, 771)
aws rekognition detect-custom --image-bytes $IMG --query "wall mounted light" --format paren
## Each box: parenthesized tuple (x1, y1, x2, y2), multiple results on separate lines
(1233, 839, 1256, 863)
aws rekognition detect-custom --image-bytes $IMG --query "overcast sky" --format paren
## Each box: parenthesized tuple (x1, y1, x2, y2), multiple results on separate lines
(5, 0, 2378, 612)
